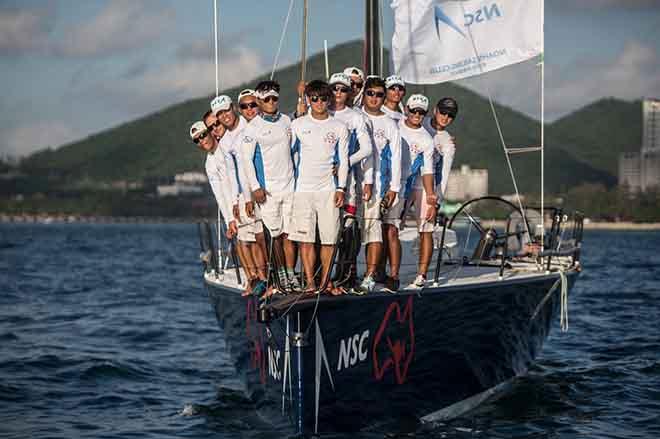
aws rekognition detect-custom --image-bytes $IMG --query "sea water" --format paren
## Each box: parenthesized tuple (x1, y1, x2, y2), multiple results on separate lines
(1, 223, 659, 438)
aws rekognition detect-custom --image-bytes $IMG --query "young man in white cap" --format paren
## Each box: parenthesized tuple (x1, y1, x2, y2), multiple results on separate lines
(191, 121, 237, 240)
(399, 94, 437, 288)
(423, 97, 458, 200)
(329, 71, 375, 288)
(289, 80, 349, 295)
(210, 95, 269, 296)
(359, 76, 402, 293)
(343, 66, 365, 107)
(237, 89, 259, 122)
(382, 75, 406, 122)
(240, 80, 299, 291)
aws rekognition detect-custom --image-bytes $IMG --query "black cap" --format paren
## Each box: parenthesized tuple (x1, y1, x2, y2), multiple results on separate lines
(436, 97, 458, 118)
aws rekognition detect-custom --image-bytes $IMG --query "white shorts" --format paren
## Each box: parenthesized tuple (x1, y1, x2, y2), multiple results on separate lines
(288, 191, 340, 245)
(236, 194, 263, 243)
(259, 191, 293, 238)
(410, 188, 435, 233)
(362, 194, 402, 243)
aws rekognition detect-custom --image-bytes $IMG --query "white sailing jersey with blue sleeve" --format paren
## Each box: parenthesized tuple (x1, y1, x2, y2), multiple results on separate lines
(290, 114, 349, 193)
(205, 149, 237, 226)
(218, 116, 251, 202)
(362, 112, 402, 197)
(399, 119, 435, 200)
(240, 113, 294, 194)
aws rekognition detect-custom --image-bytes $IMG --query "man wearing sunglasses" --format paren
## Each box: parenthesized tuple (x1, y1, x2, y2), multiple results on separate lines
(343, 66, 365, 107)
(240, 80, 299, 291)
(423, 97, 458, 200)
(329, 72, 375, 288)
(191, 120, 238, 248)
(237, 89, 259, 122)
(382, 75, 406, 122)
(289, 80, 349, 295)
(359, 76, 402, 293)
(211, 95, 269, 297)
(399, 94, 436, 288)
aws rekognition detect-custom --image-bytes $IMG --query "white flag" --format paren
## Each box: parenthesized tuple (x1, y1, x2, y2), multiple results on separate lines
(391, 0, 543, 84)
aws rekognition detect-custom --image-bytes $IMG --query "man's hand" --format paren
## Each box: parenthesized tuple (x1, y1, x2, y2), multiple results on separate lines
(383, 190, 397, 208)
(334, 190, 345, 208)
(426, 193, 438, 207)
(226, 220, 238, 239)
(331, 164, 338, 176)
(246, 201, 255, 218)
(425, 203, 437, 221)
(252, 188, 267, 204)
(362, 184, 373, 202)
(232, 204, 240, 222)
(295, 81, 307, 117)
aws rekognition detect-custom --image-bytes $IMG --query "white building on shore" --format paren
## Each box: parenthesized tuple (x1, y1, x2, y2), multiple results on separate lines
(619, 98, 660, 192)
(445, 165, 488, 201)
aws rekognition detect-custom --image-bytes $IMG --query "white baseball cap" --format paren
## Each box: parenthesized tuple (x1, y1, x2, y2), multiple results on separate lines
(189, 121, 207, 140)
(406, 94, 429, 112)
(329, 72, 351, 87)
(256, 88, 279, 99)
(210, 95, 232, 114)
(343, 66, 364, 81)
(237, 89, 256, 101)
(385, 75, 405, 89)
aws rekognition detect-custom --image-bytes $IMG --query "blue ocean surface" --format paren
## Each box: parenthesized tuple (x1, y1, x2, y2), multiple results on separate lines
(1, 223, 659, 438)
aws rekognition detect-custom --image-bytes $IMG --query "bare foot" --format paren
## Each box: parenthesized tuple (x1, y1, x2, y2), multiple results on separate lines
(325, 282, 346, 296)
(241, 278, 256, 297)
(260, 286, 277, 300)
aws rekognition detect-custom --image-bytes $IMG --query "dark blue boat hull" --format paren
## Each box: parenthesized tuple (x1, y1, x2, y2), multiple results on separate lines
(206, 269, 578, 434)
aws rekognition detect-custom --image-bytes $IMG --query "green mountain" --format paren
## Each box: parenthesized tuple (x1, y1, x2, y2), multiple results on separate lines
(19, 40, 623, 195)
(548, 98, 642, 176)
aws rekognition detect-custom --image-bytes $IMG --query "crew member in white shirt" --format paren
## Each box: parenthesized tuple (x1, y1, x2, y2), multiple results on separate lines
(399, 94, 437, 288)
(237, 89, 259, 122)
(359, 76, 402, 293)
(343, 66, 365, 107)
(240, 80, 300, 291)
(289, 80, 349, 294)
(382, 75, 406, 122)
(211, 95, 269, 296)
(423, 97, 458, 200)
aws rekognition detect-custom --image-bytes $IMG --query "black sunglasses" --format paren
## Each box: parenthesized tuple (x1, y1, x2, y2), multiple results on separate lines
(193, 130, 210, 144)
(239, 102, 258, 110)
(438, 109, 455, 117)
(263, 96, 279, 103)
(365, 89, 385, 98)
(332, 86, 350, 94)
(388, 85, 405, 92)
(309, 95, 329, 103)
(206, 119, 221, 129)
(409, 108, 427, 116)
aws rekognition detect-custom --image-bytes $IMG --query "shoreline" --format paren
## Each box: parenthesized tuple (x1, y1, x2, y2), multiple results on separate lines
(2, 214, 660, 230)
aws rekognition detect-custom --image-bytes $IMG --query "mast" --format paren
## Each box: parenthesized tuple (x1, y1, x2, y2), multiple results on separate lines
(301, 0, 309, 82)
(364, 0, 381, 76)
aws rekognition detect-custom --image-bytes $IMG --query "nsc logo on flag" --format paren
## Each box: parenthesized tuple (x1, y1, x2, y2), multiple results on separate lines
(391, 0, 543, 84)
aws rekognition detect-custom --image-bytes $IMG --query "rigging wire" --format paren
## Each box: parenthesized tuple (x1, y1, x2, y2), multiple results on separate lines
(213, 0, 219, 96)
(271, 0, 296, 80)
(457, 2, 531, 241)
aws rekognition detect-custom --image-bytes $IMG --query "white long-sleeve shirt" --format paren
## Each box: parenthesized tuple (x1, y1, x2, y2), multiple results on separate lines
(205, 148, 237, 225)
(423, 117, 456, 198)
(240, 113, 294, 194)
(362, 112, 402, 197)
(331, 106, 373, 184)
(290, 114, 349, 193)
(381, 105, 404, 123)
(399, 119, 435, 199)
(218, 116, 251, 202)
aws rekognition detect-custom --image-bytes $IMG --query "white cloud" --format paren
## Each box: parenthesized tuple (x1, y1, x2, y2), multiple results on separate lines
(456, 40, 660, 120)
(0, 6, 52, 54)
(53, 0, 174, 57)
(1, 120, 86, 158)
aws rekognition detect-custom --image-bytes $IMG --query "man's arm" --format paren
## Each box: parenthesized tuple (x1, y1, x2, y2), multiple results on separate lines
(207, 156, 236, 230)
(389, 123, 402, 194)
(336, 125, 350, 190)
(239, 128, 262, 192)
(349, 114, 374, 167)
(439, 137, 456, 197)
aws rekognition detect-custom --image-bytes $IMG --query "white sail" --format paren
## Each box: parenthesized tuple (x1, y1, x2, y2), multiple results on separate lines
(391, 0, 543, 84)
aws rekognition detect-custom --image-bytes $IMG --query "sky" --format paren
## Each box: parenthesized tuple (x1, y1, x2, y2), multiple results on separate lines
(0, 0, 659, 158)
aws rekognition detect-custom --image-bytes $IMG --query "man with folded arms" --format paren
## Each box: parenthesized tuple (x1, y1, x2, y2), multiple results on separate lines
(240, 80, 300, 292)
(423, 97, 458, 201)
(289, 80, 349, 295)
(359, 76, 402, 293)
